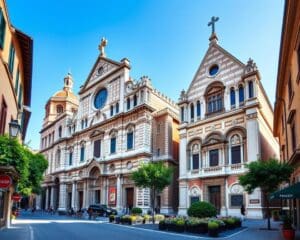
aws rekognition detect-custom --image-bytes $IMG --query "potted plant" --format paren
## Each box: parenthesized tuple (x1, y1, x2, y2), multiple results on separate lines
(109, 215, 115, 223)
(272, 210, 280, 221)
(186, 217, 199, 233)
(233, 217, 242, 228)
(208, 221, 219, 237)
(174, 218, 185, 233)
(282, 215, 295, 240)
(115, 215, 121, 224)
(131, 207, 142, 215)
(225, 218, 236, 230)
(159, 220, 167, 230)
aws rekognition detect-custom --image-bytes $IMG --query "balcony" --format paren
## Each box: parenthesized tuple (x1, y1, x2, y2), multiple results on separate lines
(188, 163, 246, 178)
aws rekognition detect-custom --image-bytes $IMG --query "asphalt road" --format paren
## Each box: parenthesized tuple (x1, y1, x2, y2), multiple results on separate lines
(0, 211, 286, 240)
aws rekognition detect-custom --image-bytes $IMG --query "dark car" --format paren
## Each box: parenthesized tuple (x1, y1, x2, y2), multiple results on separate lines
(88, 204, 117, 217)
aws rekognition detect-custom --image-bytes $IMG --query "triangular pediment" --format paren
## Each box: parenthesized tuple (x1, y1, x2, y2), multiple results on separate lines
(79, 56, 123, 94)
(186, 43, 246, 99)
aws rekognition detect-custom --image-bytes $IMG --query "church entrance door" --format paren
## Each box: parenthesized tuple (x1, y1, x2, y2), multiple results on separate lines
(208, 185, 221, 213)
(126, 188, 134, 210)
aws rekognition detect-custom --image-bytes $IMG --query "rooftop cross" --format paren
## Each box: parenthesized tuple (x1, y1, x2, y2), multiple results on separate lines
(99, 37, 108, 57)
(208, 16, 219, 35)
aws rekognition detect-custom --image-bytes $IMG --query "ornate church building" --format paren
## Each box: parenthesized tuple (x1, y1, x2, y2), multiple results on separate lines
(38, 39, 179, 214)
(178, 19, 279, 218)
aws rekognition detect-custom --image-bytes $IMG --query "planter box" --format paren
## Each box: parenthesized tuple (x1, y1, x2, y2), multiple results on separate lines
(159, 223, 167, 230)
(186, 224, 208, 234)
(208, 229, 219, 238)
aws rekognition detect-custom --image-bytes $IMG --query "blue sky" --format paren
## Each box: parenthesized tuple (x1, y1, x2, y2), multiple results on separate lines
(7, 0, 284, 149)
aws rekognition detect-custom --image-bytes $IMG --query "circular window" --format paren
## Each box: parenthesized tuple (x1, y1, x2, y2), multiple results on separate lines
(94, 88, 108, 109)
(209, 64, 219, 76)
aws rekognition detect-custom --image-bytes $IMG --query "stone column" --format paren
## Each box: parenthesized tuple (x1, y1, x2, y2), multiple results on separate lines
(179, 131, 187, 178)
(71, 182, 76, 209)
(58, 183, 67, 211)
(116, 175, 122, 210)
(50, 186, 55, 209)
(83, 180, 87, 208)
(178, 181, 188, 215)
(45, 187, 49, 210)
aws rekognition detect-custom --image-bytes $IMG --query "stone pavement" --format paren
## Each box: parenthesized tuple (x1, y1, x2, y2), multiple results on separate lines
(0, 211, 299, 240)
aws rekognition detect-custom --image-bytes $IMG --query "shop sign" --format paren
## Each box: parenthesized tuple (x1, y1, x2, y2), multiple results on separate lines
(12, 193, 22, 202)
(0, 175, 12, 188)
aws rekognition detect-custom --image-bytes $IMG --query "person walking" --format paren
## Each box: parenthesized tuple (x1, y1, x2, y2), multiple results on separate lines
(240, 204, 246, 221)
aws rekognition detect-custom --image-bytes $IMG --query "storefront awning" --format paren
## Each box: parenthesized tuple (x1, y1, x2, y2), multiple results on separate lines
(270, 182, 300, 200)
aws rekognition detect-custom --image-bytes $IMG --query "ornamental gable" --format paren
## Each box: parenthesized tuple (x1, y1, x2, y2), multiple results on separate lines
(79, 57, 122, 94)
(186, 44, 245, 101)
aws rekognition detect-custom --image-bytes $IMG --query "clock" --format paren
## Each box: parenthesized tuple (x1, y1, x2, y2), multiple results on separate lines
(126, 82, 133, 93)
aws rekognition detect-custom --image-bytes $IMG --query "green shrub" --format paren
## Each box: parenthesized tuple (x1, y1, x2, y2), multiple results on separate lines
(176, 219, 185, 226)
(131, 207, 142, 215)
(208, 221, 219, 230)
(187, 201, 217, 218)
(154, 214, 165, 222)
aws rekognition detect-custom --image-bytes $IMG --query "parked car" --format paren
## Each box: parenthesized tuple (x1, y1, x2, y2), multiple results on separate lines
(88, 204, 117, 217)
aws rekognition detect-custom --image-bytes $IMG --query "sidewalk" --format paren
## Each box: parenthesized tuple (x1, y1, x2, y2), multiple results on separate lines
(129, 218, 298, 239)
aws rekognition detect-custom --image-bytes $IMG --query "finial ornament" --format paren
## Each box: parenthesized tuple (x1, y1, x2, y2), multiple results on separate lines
(208, 16, 219, 35)
(99, 37, 108, 57)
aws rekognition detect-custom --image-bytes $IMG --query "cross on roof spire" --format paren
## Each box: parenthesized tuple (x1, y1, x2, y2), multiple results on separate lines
(208, 16, 219, 34)
(99, 37, 108, 57)
(208, 16, 219, 43)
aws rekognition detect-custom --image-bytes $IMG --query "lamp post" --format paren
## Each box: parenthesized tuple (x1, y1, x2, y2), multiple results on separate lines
(8, 120, 21, 138)
(4, 120, 20, 228)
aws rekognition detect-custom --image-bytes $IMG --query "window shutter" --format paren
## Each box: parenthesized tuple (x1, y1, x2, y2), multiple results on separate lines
(0, 10, 6, 49)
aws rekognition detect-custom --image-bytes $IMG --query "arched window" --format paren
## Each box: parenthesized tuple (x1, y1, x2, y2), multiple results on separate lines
(56, 105, 63, 114)
(80, 145, 85, 162)
(230, 134, 242, 164)
(230, 87, 236, 108)
(205, 82, 224, 115)
(133, 94, 137, 107)
(196, 101, 201, 118)
(248, 81, 254, 98)
(55, 149, 61, 169)
(116, 102, 119, 114)
(190, 103, 194, 122)
(127, 98, 131, 110)
(127, 127, 134, 150)
(239, 85, 244, 105)
(110, 132, 117, 154)
(58, 126, 62, 138)
(191, 144, 200, 170)
(94, 139, 101, 158)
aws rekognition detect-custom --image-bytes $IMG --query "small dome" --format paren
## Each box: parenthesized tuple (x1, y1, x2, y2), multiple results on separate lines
(53, 90, 78, 101)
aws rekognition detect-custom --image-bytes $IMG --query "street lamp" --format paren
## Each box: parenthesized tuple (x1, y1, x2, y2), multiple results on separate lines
(9, 120, 21, 138)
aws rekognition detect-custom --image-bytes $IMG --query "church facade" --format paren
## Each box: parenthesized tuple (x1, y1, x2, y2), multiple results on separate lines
(177, 31, 279, 218)
(37, 39, 179, 214)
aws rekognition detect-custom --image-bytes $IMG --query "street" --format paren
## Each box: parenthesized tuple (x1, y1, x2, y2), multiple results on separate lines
(0, 210, 289, 240)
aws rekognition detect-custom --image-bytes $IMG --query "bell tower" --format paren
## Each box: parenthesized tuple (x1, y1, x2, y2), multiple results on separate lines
(63, 72, 74, 92)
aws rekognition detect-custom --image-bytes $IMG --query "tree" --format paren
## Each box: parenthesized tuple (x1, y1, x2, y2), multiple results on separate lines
(239, 158, 293, 230)
(0, 135, 48, 196)
(131, 162, 173, 223)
